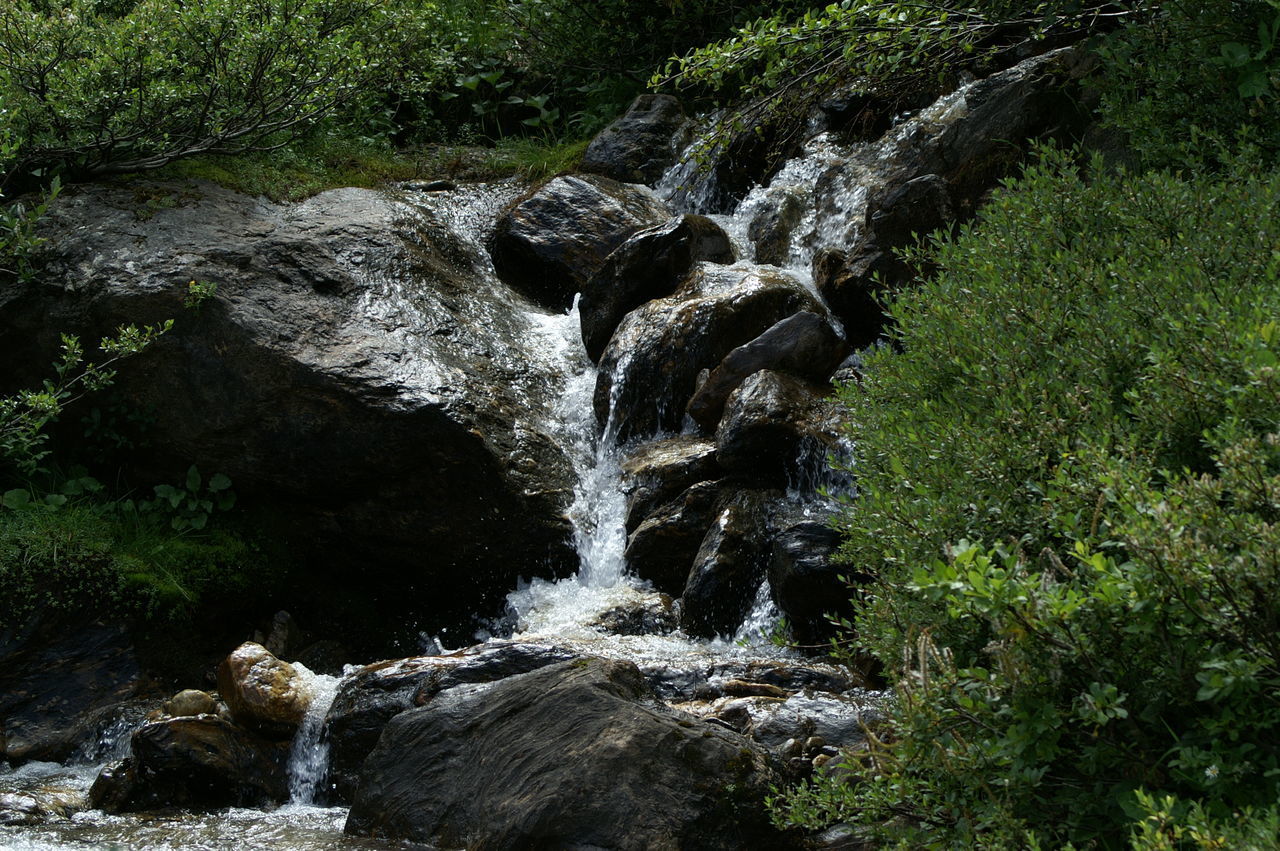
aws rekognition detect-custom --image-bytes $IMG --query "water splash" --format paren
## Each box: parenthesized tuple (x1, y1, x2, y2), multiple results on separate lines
(286, 665, 342, 806)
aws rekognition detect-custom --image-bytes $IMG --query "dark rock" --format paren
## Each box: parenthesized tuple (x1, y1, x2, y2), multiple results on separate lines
(488, 174, 670, 310)
(324, 642, 577, 800)
(620, 435, 719, 535)
(812, 246, 905, 348)
(770, 521, 868, 646)
(580, 213, 733, 362)
(591, 595, 679, 636)
(581, 94, 691, 185)
(686, 312, 846, 430)
(0, 621, 143, 765)
(216, 642, 311, 739)
(595, 263, 822, 442)
(262, 610, 304, 660)
(345, 657, 793, 850)
(625, 480, 732, 595)
(680, 491, 775, 638)
(865, 173, 953, 249)
(747, 189, 805, 266)
(90, 716, 289, 812)
(293, 640, 352, 676)
(1, 182, 581, 631)
(715, 370, 831, 485)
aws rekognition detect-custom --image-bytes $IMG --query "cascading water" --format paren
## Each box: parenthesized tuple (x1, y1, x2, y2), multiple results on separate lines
(286, 666, 343, 806)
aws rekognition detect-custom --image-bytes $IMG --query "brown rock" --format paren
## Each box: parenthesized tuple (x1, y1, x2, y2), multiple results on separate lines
(216, 642, 311, 738)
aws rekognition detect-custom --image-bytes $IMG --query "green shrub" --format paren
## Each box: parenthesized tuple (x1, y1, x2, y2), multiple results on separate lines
(772, 150, 1280, 845)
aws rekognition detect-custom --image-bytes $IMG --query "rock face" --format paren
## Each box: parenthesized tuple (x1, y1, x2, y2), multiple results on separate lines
(0, 621, 142, 765)
(680, 491, 775, 638)
(581, 94, 690, 185)
(595, 263, 822, 442)
(488, 174, 670, 310)
(0, 182, 581, 631)
(89, 717, 289, 812)
(715, 370, 831, 485)
(686, 311, 846, 430)
(216, 642, 311, 738)
(579, 213, 734, 362)
(345, 657, 792, 850)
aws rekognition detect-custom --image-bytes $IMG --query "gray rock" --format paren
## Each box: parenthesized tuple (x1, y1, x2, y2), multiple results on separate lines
(488, 174, 670, 310)
(680, 490, 776, 639)
(591, 594, 679, 637)
(686, 311, 846, 430)
(625, 480, 731, 596)
(344, 657, 793, 850)
(581, 94, 691, 185)
(812, 246, 902, 348)
(748, 188, 805, 266)
(1, 182, 581, 628)
(595, 263, 822, 442)
(865, 173, 953, 249)
(620, 435, 719, 535)
(715, 370, 832, 485)
(580, 213, 733, 361)
(770, 521, 866, 646)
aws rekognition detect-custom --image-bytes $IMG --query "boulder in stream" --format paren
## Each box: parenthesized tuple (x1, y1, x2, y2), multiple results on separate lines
(216, 642, 311, 739)
(581, 94, 691, 185)
(625, 480, 730, 596)
(488, 174, 670, 310)
(715, 370, 833, 486)
(620, 435, 719, 535)
(680, 490, 777, 639)
(345, 657, 793, 850)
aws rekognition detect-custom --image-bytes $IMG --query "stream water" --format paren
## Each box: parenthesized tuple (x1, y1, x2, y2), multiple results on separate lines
(0, 79, 988, 847)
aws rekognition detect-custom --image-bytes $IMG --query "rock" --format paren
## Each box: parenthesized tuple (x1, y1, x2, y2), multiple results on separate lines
(579, 213, 733, 362)
(715, 370, 832, 485)
(163, 689, 216, 718)
(488, 174, 670, 310)
(0, 620, 143, 765)
(770, 521, 867, 646)
(262, 610, 304, 660)
(216, 642, 311, 738)
(625, 480, 731, 595)
(89, 716, 289, 812)
(812, 246, 904, 348)
(581, 94, 691, 185)
(865, 173, 953, 249)
(595, 263, 822, 442)
(293, 640, 352, 676)
(345, 657, 792, 850)
(324, 642, 578, 800)
(747, 188, 805, 266)
(2, 182, 581, 631)
(591, 595, 679, 636)
(745, 691, 887, 752)
(686, 311, 847, 430)
(680, 491, 775, 639)
(620, 435, 719, 535)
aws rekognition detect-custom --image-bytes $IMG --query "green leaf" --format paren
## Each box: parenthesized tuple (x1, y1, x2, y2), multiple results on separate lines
(186, 465, 201, 493)
(2, 488, 31, 510)
(1237, 69, 1270, 98)
(1220, 42, 1251, 67)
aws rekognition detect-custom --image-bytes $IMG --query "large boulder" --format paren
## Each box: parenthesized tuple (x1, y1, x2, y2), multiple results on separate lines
(715, 370, 833, 485)
(345, 657, 793, 850)
(324, 642, 577, 800)
(89, 716, 289, 811)
(488, 174, 670, 310)
(624, 480, 730, 596)
(595, 263, 821, 442)
(579, 213, 734, 362)
(812, 246, 903, 347)
(581, 94, 691, 185)
(619, 435, 719, 535)
(0, 181, 582, 632)
(680, 491, 776, 639)
(686, 311, 846, 430)
(216, 642, 311, 739)
(769, 521, 866, 646)
(0, 621, 143, 765)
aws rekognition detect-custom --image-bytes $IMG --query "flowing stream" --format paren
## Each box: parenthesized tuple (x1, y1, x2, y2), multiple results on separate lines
(0, 79, 992, 846)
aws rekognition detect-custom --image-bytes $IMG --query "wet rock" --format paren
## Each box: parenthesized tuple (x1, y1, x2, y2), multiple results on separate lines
(324, 642, 577, 800)
(595, 263, 822, 442)
(686, 311, 846, 430)
(748, 188, 805, 266)
(216, 642, 311, 739)
(68, 697, 164, 764)
(746, 692, 886, 751)
(865, 173, 953, 249)
(2, 182, 580, 629)
(770, 521, 866, 646)
(262, 610, 305, 660)
(680, 491, 775, 639)
(592, 595, 679, 636)
(620, 436, 719, 535)
(625, 480, 732, 595)
(163, 689, 216, 718)
(722, 679, 789, 699)
(580, 213, 733, 362)
(345, 657, 793, 850)
(581, 94, 691, 185)
(488, 174, 670, 310)
(89, 716, 289, 812)
(0, 792, 42, 826)
(812, 246, 904, 348)
(293, 640, 352, 676)
(715, 370, 831, 485)
(0, 620, 143, 765)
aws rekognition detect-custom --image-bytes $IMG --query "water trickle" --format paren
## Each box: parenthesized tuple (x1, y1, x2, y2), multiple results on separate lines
(287, 665, 343, 806)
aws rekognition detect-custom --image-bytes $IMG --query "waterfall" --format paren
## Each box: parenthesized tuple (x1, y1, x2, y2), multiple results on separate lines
(286, 665, 342, 806)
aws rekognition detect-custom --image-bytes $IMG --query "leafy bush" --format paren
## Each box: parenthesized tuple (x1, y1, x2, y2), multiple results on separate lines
(771, 150, 1280, 845)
